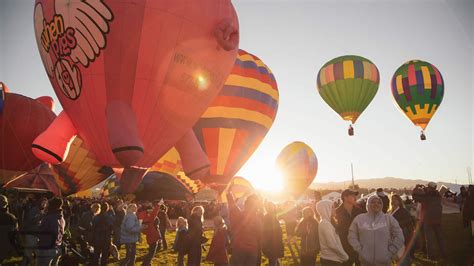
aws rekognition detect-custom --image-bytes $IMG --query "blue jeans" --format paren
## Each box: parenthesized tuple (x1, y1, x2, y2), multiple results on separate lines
(423, 223, 446, 260)
(120, 243, 136, 266)
(36, 247, 61, 266)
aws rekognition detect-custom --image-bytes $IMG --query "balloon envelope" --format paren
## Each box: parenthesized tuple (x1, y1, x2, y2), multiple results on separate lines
(276, 142, 318, 197)
(190, 49, 279, 187)
(51, 137, 114, 196)
(0, 92, 56, 184)
(317, 55, 379, 124)
(102, 171, 197, 201)
(391, 60, 444, 130)
(5, 163, 61, 196)
(33, 0, 239, 172)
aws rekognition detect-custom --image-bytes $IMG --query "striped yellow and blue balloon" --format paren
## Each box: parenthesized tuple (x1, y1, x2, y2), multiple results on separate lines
(391, 60, 444, 131)
(317, 55, 379, 124)
(276, 142, 318, 198)
(193, 49, 279, 187)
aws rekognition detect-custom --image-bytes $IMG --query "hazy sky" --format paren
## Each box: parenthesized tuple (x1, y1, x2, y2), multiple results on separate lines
(0, 0, 473, 189)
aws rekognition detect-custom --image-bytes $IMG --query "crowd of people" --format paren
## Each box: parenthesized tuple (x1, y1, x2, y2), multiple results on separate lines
(0, 182, 473, 265)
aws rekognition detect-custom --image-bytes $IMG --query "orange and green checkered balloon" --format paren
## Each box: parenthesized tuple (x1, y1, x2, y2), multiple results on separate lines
(391, 60, 444, 130)
(317, 55, 379, 124)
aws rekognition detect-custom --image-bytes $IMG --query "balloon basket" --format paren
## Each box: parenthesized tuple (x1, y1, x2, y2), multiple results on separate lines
(420, 131, 426, 141)
(348, 125, 354, 136)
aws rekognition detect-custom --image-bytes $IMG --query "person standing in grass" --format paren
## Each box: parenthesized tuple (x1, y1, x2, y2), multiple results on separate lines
(0, 195, 18, 265)
(262, 201, 284, 266)
(120, 204, 143, 266)
(316, 200, 348, 266)
(462, 185, 474, 240)
(333, 189, 364, 266)
(140, 201, 162, 266)
(295, 206, 320, 266)
(157, 203, 172, 251)
(390, 194, 415, 266)
(348, 195, 404, 266)
(173, 217, 188, 266)
(226, 191, 263, 266)
(206, 216, 231, 266)
(187, 206, 206, 266)
(91, 202, 114, 266)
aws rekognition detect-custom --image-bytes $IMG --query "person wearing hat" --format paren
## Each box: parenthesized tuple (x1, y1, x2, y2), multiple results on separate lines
(416, 182, 445, 261)
(376, 188, 390, 214)
(0, 194, 18, 264)
(36, 197, 66, 266)
(333, 189, 364, 266)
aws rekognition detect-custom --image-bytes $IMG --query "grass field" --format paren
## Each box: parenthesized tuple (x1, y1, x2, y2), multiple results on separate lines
(3, 213, 473, 265)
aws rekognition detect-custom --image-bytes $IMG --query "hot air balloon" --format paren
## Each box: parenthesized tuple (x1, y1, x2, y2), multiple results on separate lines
(317, 55, 379, 135)
(5, 163, 61, 196)
(32, 0, 240, 192)
(51, 137, 114, 195)
(220, 176, 255, 203)
(149, 148, 182, 177)
(0, 84, 56, 184)
(276, 142, 318, 198)
(102, 171, 200, 201)
(391, 60, 444, 140)
(177, 49, 279, 191)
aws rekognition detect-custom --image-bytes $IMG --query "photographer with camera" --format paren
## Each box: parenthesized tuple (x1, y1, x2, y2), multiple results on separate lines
(412, 182, 445, 261)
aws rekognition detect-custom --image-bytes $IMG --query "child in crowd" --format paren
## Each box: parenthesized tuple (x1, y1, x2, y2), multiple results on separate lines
(173, 217, 189, 266)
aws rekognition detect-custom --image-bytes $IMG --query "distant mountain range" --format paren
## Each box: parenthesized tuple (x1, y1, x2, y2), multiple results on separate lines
(310, 177, 467, 192)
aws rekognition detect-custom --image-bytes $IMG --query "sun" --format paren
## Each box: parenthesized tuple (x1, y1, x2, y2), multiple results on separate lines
(238, 160, 284, 193)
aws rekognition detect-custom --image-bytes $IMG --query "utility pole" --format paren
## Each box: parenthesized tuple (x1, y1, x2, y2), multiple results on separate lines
(468, 167, 472, 185)
(351, 163, 355, 188)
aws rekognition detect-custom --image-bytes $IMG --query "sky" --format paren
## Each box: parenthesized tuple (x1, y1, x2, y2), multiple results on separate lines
(0, 0, 473, 190)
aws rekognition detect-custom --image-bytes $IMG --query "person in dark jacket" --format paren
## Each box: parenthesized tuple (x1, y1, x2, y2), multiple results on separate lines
(333, 189, 364, 266)
(157, 203, 172, 251)
(295, 207, 320, 266)
(462, 185, 474, 238)
(173, 217, 188, 266)
(390, 194, 415, 266)
(113, 200, 126, 249)
(91, 202, 114, 266)
(226, 192, 263, 266)
(206, 216, 230, 266)
(413, 182, 446, 260)
(36, 198, 65, 266)
(21, 197, 47, 266)
(262, 201, 284, 266)
(187, 206, 206, 266)
(0, 195, 18, 264)
(377, 188, 390, 213)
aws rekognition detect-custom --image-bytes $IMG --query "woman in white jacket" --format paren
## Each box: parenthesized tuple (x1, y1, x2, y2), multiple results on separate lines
(316, 200, 349, 265)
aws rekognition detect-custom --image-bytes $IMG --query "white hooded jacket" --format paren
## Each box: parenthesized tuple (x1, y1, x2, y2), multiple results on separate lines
(316, 200, 349, 263)
(348, 195, 405, 266)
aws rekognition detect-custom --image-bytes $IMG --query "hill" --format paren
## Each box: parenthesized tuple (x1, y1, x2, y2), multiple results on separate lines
(311, 177, 466, 192)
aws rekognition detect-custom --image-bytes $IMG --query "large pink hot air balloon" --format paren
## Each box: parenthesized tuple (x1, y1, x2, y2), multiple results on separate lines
(32, 0, 239, 192)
